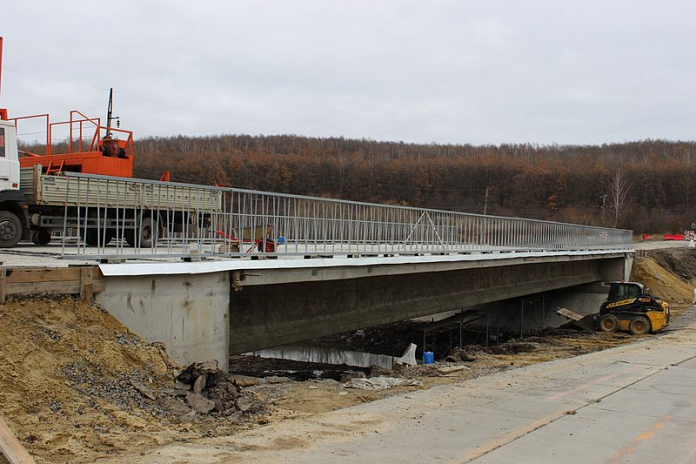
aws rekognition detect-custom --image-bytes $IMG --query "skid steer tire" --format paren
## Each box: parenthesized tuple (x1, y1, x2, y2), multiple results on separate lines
(629, 316, 651, 335)
(599, 314, 619, 332)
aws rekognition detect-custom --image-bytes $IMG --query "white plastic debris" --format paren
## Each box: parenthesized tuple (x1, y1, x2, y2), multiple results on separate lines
(395, 343, 417, 366)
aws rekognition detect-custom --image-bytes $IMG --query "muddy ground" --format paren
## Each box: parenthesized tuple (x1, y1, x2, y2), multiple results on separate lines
(0, 249, 694, 463)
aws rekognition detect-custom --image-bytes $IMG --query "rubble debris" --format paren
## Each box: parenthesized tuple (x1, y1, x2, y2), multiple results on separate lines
(130, 379, 157, 401)
(340, 372, 367, 383)
(186, 392, 216, 414)
(228, 374, 261, 387)
(449, 347, 474, 362)
(488, 341, 540, 355)
(343, 376, 422, 391)
(437, 365, 471, 375)
(174, 361, 264, 418)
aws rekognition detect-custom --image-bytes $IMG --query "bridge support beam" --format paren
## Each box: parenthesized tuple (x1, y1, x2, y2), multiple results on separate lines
(230, 257, 625, 354)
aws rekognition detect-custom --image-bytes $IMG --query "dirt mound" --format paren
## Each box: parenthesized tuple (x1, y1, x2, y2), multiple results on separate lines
(0, 297, 259, 464)
(649, 248, 696, 283)
(631, 254, 694, 308)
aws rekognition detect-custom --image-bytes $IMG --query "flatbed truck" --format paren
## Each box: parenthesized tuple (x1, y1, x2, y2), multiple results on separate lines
(0, 117, 223, 248)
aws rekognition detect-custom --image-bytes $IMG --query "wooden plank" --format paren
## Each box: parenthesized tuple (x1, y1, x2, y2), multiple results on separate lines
(80, 267, 94, 304)
(5, 268, 81, 284)
(0, 415, 36, 464)
(557, 307, 584, 321)
(0, 268, 6, 304)
(6, 281, 81, 295)
(5, 279, 104, 296)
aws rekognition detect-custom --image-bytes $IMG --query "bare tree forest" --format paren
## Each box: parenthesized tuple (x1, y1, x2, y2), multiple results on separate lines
(130, 135, 696, 234)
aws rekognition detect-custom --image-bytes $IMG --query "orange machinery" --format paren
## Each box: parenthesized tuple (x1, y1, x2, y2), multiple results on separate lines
(12, 111, 134, 177)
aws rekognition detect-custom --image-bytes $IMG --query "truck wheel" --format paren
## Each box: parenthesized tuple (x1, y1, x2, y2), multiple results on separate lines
(599, 314, 619, 332)
(31, 229, 51, 246)
(0, 211, 22, 247)
(138, 217, 160, 248)
(629, 316, 651, 335)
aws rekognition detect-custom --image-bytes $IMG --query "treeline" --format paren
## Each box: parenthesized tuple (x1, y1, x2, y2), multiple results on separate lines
(129, 136, 696, 233)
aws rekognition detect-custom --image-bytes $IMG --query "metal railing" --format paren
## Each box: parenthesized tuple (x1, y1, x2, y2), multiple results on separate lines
(49, 173, 632, 258)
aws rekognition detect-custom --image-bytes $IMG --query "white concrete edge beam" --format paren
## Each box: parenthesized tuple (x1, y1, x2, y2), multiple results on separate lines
(99, 249, 634, 278)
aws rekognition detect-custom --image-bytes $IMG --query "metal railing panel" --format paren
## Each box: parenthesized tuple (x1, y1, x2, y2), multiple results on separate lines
(46, 173, 632, 258)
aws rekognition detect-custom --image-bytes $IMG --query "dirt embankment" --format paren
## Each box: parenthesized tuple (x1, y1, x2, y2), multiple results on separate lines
(0, 298, 261, 464)
(0, 248, 694, 463)
(631, 249, 695, 311)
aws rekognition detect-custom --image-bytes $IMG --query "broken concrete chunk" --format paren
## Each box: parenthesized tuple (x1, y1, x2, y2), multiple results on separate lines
(161, 397, 191, 416)
(176, 360, 220, 385)
(197, 360, 219, 374)
(129, 380, 156, 401)
(451, 347, 474, 362)
(174, 381, 192, 391)
(179, 410, 197, 422)
(229, 374, 260, 387)
(437, 365, 470, 375)
(186, 392, 216, 414)
(226, 411, 244, 423)
(235, 396, 254, 413)
(193, 374, 207, 394)
(161, 389, 190, 397)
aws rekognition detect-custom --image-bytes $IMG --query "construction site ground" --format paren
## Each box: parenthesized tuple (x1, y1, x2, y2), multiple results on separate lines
(0, 247, 694, 463)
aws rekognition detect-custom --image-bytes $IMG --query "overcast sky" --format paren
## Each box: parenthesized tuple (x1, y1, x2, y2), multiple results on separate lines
(2, 1, 695, 145)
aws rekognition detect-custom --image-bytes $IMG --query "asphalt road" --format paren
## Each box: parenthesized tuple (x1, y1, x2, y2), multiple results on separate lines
(100, 307, 696, 464)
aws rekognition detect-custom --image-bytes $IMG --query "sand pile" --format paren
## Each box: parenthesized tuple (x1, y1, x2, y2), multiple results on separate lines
(0, 297, 258, 463)
(631, 255, 694, 309)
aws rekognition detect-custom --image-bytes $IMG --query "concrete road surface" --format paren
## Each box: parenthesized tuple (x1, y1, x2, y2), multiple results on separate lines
(101, 313, 696, 464)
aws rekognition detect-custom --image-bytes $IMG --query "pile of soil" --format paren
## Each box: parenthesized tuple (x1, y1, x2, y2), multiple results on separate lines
(649, 248, 696, 284)
(631, 255, 694, 308)
(0, 297, 261, 464)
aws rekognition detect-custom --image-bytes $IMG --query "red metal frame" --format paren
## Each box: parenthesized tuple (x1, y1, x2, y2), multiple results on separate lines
(12, 110, 134, 177)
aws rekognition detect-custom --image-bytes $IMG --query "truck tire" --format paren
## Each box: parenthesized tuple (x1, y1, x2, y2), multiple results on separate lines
(599, 314, 619, 332)
(31, 229, 51, 246)
(0, 211, 22, 247)
(128, 216, 160, 248)
(629, 316, 651, 335)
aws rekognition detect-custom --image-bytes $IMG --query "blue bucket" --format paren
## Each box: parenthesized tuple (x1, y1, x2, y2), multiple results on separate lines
(278, 236, 286, 244)
(423, 351, 434, 364)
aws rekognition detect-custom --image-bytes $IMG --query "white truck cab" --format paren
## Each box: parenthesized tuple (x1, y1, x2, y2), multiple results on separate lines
(0, 118, 20, 191)
(0, 118, 29, 246)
